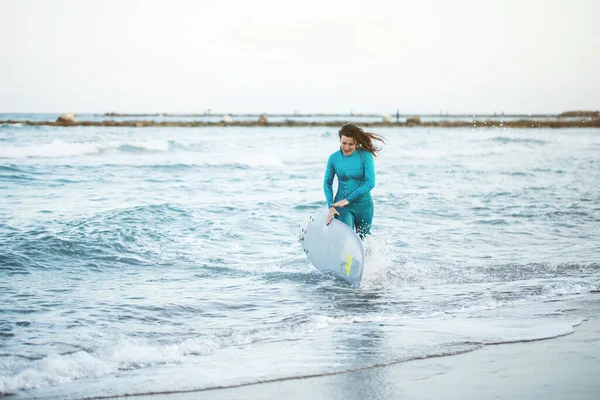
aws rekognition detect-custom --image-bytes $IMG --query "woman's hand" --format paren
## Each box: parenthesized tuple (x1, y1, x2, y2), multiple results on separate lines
(332, 199, 349, 208)
(326, 207, 339, 225)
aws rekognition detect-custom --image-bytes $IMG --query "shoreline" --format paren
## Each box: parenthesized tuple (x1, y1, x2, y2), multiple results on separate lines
(2, 119, 600, 128)
(125, 316, 599, 400)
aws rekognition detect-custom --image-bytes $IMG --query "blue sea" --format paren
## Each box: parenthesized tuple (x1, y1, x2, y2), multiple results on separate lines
(1, 118, 599, 399)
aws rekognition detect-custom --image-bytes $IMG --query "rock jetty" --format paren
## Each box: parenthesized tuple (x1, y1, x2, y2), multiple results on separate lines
(2, 111, 598, 129)
(56, 113, 76, 125)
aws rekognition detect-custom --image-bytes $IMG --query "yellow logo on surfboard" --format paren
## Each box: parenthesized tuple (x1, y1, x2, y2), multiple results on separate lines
(344, 254, 353, 276)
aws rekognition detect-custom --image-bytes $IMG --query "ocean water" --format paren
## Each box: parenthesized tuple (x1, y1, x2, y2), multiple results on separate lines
(1, 122, 599, 399)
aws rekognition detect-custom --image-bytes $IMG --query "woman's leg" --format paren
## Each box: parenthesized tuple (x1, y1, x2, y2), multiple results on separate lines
(334, 206, 356, 230)
(353, 200, 374, 240)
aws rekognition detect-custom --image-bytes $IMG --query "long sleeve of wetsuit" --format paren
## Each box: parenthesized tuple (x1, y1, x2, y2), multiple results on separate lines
(323, 154, 335, 208)
(346, 150, 375, 203)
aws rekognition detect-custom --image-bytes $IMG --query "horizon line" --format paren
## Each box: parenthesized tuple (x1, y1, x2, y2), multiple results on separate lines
(1, 110, 598, 117)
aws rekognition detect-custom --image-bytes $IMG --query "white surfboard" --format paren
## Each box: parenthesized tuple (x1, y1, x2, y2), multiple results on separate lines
(300, 214, 364, 285)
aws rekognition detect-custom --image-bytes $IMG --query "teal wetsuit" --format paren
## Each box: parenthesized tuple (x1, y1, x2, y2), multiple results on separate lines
(323, 148, 375, 239)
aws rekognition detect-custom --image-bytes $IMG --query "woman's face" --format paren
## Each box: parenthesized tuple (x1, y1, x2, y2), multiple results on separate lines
(340, 135, 357, 156)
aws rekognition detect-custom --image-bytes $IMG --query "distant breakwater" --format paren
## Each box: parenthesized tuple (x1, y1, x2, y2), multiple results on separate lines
(2, 119, 599, 128)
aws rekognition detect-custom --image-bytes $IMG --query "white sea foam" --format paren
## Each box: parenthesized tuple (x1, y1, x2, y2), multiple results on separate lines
(0, 139, 174, 159)
(212, 153, 284, 168)
(399, 148, 449, 160)
(0, 315, 333, 394)
(360, 237, 449, 288)
(542, 283, 590, 296)
(0, 140, 102, 159)
(361, 235, 398, 287)
(0, 314, 333, 394)
(315, 314, 396, 326)
(241, 154, 283, 167)
(107, 139, 171, 152)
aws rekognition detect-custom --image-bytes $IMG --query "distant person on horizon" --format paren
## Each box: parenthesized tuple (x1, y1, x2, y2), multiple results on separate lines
(324, 123, 385, 239)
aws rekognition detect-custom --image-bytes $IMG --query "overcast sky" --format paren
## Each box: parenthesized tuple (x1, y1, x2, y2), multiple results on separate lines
(0, 0, 598, 114)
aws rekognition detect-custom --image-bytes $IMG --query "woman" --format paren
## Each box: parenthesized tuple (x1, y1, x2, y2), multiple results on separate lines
(324, 123, 385, 239)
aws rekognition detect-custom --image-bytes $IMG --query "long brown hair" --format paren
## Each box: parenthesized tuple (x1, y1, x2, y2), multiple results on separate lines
(338, 123, 385, 156)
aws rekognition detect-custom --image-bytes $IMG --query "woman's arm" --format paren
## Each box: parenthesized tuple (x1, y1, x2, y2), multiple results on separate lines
(323, 155, 335, 208)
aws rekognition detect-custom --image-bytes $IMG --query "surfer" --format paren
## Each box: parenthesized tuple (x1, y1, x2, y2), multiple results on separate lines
(324, 123, 385, 239)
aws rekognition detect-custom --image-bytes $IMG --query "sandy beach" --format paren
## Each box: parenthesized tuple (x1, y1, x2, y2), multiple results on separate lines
(128, 299, 599, 400)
